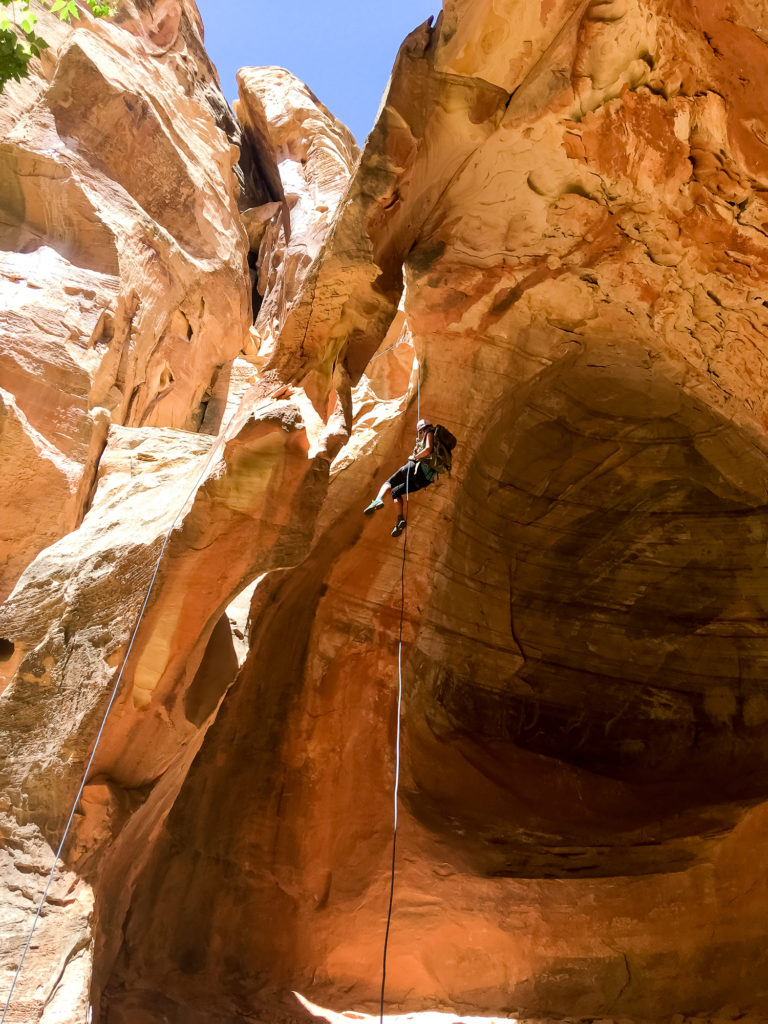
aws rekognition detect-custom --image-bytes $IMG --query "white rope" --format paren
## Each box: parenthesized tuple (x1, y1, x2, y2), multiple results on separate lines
(369, 341, 400, 363)
(417, 358, 421, 424)
(379, 357, 421, 1024)
(394, 612, 403, 834)
(379, 458, 407, 1024)
(0, 390, 276, 1022)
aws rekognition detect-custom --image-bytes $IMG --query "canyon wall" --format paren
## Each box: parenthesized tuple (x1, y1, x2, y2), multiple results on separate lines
(3, 1, 768, 1022)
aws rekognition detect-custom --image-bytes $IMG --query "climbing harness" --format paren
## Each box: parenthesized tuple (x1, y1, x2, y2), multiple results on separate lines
(0, 390, 283, 1023)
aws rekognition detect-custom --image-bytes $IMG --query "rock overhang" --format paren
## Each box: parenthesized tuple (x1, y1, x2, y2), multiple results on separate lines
(4, 0, 768, 1022)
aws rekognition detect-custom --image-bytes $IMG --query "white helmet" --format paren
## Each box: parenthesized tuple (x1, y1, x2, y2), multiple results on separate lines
(417, 418, 433, 433)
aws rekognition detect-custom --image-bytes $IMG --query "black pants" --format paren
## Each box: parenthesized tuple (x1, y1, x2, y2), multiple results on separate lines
(388, 461, 433, 500)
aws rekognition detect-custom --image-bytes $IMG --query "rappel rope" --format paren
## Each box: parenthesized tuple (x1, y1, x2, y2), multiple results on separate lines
(379, 475, 407, 1024)
(0, 390, 280, 1024)
(379, 358, 420, 1024)
(3, 351, 422, 1022)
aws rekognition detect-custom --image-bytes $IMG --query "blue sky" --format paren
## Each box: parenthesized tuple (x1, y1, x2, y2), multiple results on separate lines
(194, 0, 438, 145)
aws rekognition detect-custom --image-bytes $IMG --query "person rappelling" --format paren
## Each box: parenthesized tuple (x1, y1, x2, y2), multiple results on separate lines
(364, 418, 456, 537)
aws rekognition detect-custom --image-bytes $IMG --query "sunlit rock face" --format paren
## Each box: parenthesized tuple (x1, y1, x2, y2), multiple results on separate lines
(0, 0, 264, 1016)
(5, 1, 768, 1023)
(0, 0, 252, 601)
(236, 66, 359, 357)
(195, 65, 361, 425)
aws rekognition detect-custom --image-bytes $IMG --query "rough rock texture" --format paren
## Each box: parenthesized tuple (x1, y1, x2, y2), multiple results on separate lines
(194, 66, 360, 431)
(4, 1, 768, 1024)
(0, 0, 261, 1016)
(0, 0, 252, 601)
(237, 66, 360, 368)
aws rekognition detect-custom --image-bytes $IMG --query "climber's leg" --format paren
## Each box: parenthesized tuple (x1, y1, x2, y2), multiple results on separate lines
(391, 514, 406, 538)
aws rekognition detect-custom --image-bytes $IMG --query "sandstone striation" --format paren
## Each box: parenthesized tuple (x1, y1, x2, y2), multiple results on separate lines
(237, 66, 359, 346)
(0, 0, 253, 601)
(4, 1, 768, 1024)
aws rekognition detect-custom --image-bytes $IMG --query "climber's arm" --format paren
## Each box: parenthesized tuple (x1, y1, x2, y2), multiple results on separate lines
(410, 432, 434, 461)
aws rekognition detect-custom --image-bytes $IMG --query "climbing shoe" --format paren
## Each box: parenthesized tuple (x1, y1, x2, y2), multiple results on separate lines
(391, 516, 406, 538)
(364, 498, 384, 515)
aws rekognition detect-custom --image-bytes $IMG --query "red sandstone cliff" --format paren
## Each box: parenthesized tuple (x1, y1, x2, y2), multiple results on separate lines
(3, 1, 768, 1022)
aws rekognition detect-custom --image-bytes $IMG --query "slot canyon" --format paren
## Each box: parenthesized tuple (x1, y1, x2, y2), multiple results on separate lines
(2, 1, 768, 1022)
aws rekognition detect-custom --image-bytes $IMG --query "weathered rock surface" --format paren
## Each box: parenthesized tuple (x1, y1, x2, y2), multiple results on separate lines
(0, 0, 253, 600)
(4, 1, 768, 1023)
(236, 66, 360, 369)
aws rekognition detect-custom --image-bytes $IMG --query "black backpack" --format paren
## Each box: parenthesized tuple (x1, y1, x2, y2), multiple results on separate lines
(430, 424, 457, 475)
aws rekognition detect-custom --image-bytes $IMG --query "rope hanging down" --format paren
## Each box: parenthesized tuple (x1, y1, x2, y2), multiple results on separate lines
(379, 359, 419, 1024)
(0, 390, 280, 1024)
(379, 468, 407, 1024)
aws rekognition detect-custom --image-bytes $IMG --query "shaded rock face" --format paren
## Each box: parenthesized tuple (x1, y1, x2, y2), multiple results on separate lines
(4, 2, 768, 1024)
(407, 353, 768, 878)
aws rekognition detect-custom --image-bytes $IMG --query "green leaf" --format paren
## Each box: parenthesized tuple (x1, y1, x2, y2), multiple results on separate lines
(0, 0, 117, 93)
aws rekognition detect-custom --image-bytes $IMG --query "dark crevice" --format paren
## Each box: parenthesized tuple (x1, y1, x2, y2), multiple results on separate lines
(248, 247, 263, 321)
